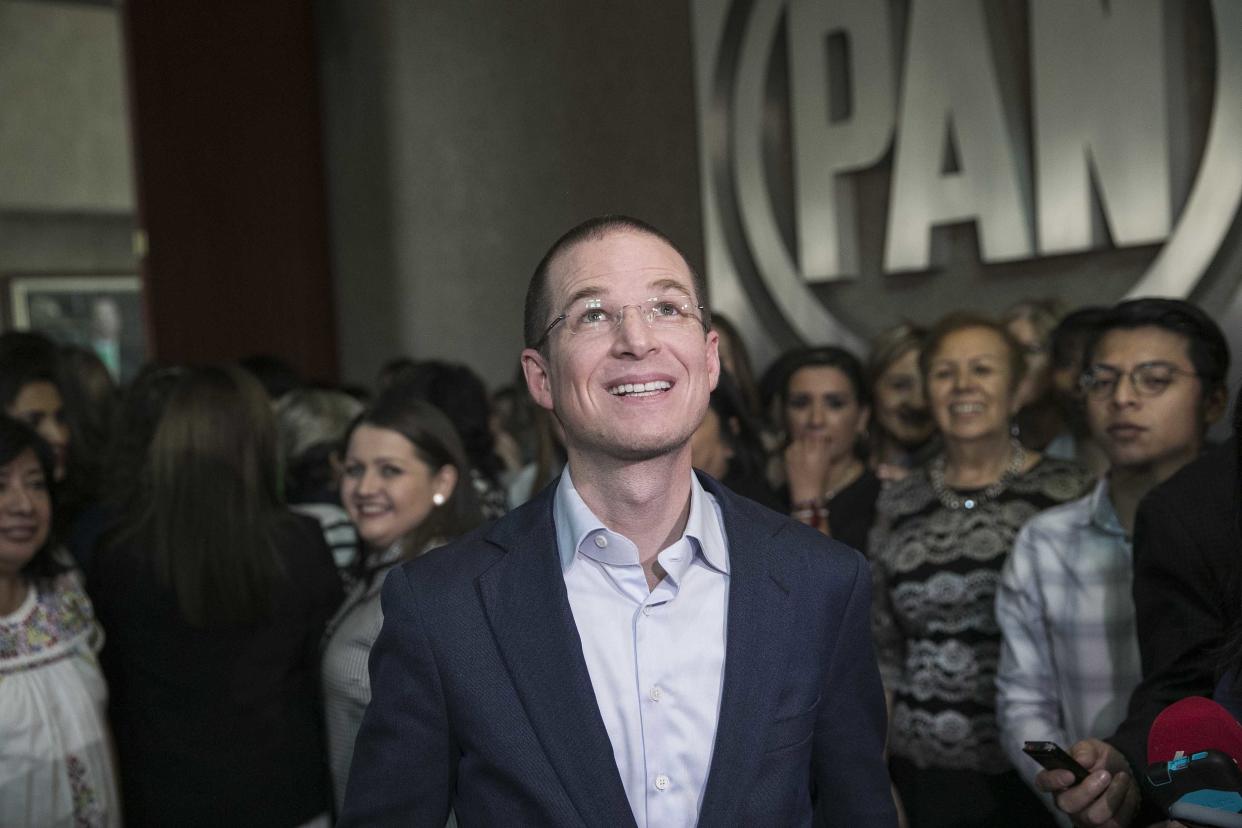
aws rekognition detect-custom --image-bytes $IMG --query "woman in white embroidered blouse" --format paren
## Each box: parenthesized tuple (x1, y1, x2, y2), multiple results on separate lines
(0, 416, 119, 827)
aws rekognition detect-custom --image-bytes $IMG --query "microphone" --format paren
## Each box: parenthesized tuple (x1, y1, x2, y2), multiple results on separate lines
(1148, 696, 1242, 765)
(1144, 696, 1242, 827)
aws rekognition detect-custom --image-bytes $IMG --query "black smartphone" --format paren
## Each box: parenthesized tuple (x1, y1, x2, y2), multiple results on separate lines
(1023, 741, 1091, 784)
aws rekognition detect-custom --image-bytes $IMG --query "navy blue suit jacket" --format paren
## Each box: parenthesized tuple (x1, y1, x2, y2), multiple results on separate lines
(339, 474, 896, 827)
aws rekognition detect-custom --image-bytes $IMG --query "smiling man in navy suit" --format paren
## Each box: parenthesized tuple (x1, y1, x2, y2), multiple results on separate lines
(340, 215, 896, 827)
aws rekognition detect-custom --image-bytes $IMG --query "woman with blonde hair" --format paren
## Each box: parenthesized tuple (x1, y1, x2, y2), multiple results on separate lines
(871, 313, 1091, 827)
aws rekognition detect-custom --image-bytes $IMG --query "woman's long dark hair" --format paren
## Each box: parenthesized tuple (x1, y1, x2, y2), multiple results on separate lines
(118, 365, 284, 627)
(0, 415, 65, 583)
(342, 393, 484, 582)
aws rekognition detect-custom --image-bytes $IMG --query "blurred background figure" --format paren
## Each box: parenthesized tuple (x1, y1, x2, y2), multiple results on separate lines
(89, 365, 342, 827)
(276, 387, 365, 586)
(871, 312, 1092, 828)
(1, 332, 72, 484)
(0, 416, 120, 827)
(690, 370, 781, 510)
(776, 346, 878, 553)
(867, 323, 936, 482)
(0, 332, 101, 561)
(1004, 299, 1068, 452)
(239, 353, 305, 402)
(709, 313, 763, 420)
(487, 383, 531, 479)
(375, 356, 418, 396)
(1042, 306, 1111, 478)
(322, 394, 482, 813)
(506, 405, 566, 510)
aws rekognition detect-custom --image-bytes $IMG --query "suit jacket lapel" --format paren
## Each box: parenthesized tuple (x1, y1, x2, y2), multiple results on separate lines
(477, 484, 637, 828)
(697, 477, 797, 826)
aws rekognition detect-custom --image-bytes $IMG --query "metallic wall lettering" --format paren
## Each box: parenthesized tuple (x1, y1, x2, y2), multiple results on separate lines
(1032, 0, 1171, 255)
(885, 0, 1033, 273)
(693, 0, 1242, 366)
(788, 0, 894, 282)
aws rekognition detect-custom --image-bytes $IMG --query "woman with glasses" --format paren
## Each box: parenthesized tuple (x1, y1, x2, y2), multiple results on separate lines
(870, 312, 1092, 828)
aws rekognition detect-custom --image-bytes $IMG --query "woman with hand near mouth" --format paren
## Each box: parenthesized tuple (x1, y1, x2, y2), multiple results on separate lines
(867, 323, 938, 482)
(778, 346, 879, 554)
(870, 313, 1092, 828)
(0, 416, 119, 827)
(322, 394, 483, 814)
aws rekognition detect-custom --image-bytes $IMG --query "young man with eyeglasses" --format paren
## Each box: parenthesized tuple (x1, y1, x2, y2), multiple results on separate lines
(995, 298, 1229, 823)
(339, 215, 896, 827)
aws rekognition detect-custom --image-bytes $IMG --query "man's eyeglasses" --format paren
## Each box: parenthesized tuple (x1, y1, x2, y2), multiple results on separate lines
(535, 295, 707, 348)
(1079, 361, 1200, 399)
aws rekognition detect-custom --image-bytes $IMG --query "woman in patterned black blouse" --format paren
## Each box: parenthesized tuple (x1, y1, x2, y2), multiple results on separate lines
(870, 312, 1093, 828)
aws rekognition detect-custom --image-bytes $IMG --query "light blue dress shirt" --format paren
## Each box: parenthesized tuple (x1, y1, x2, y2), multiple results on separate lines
(554, 468, 730, 828)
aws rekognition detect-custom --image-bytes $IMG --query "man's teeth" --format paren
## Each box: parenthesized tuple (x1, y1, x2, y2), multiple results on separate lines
(609, 380, 672, 396)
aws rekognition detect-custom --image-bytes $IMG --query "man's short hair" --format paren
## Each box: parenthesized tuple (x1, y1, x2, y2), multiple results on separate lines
(523, 215, 710, 349)
(1083, 298, 1230, 402)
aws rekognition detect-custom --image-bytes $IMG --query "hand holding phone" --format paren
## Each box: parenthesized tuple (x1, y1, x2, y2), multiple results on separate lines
(1023, 740, 1092, 784)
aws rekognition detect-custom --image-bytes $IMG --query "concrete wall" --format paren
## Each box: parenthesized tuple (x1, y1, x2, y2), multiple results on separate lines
(317, 1, 704, 389)
(0, 0, 136, 320)
(0, 0, 132, 214)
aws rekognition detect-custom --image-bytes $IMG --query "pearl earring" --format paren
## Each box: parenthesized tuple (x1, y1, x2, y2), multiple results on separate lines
(432, 492, 446, 507)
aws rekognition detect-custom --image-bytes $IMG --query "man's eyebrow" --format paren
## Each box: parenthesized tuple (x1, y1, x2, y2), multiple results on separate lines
(562, 285, 607, 307)
(649, 277, 693, 296)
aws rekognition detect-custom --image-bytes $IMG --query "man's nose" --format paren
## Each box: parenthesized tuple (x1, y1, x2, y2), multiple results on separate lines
(1111, 374, 1139, 406)
(612, 306, 657, 356)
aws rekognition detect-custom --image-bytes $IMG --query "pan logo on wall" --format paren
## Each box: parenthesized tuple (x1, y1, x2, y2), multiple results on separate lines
(692, 0, 1242, 355)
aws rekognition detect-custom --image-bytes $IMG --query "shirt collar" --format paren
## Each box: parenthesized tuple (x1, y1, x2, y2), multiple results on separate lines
(553, 466, 729, 575)
(1086, 477, 1126, 537)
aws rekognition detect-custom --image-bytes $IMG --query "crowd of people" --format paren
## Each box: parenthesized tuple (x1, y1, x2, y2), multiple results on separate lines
(1, 217, 1239, 827)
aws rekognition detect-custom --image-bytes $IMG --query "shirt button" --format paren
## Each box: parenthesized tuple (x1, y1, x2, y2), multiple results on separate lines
(594, 535, 608, 548)
(642, 605, 653, 616)
(654, 774, 669, 791)
(649, 686, 663, 702)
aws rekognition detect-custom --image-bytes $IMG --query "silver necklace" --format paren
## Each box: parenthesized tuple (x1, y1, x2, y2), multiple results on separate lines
(929, 438, 1025, 511)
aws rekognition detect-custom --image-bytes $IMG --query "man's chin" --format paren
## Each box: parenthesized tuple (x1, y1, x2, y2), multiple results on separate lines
(581, 430, 691, 464)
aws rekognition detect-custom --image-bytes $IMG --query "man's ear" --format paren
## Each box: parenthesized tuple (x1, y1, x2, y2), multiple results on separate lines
(1204, 384, 1229, 427)
(521, 348, 555, 411)
(705, 330, 721, 391)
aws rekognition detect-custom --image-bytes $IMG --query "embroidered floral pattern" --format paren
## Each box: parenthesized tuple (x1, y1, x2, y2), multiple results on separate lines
(67, 754, 105, 828)
(0, 575, 98, 674)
